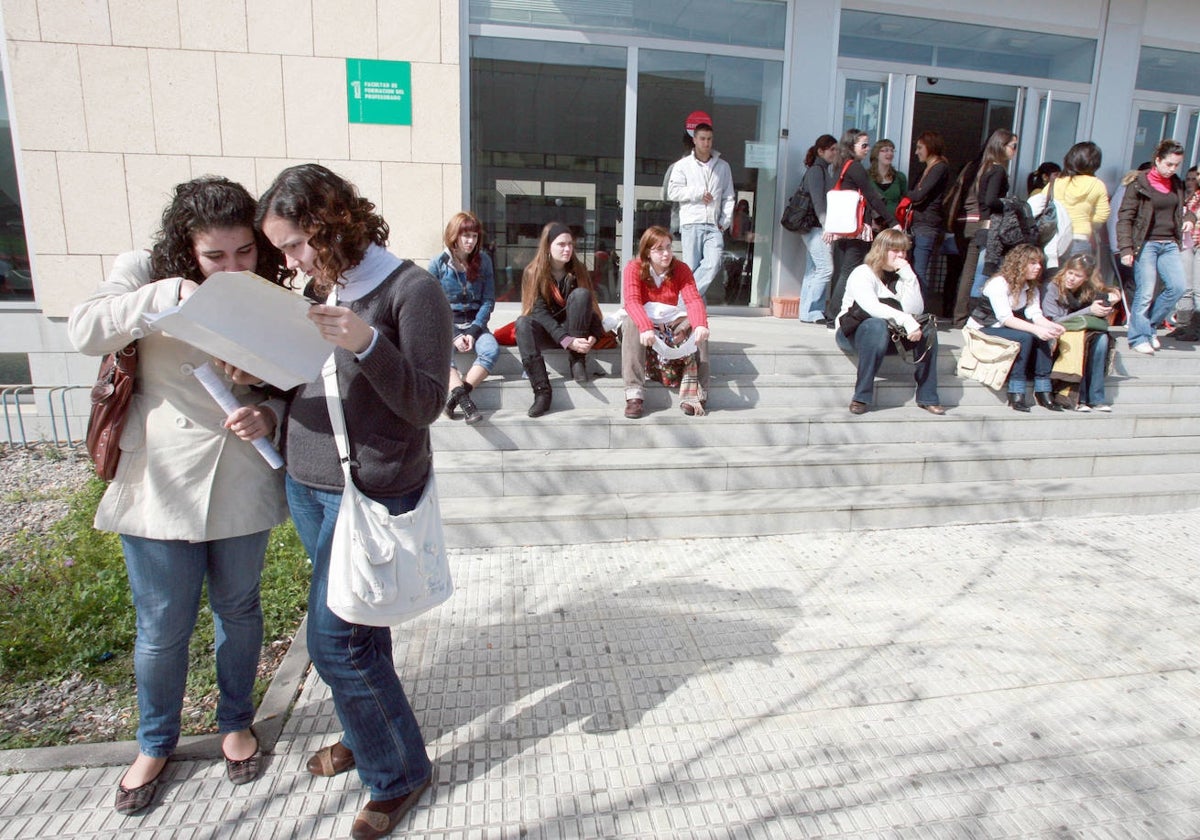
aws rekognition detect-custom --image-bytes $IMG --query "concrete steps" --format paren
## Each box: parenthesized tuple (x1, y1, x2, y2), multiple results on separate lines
(433, 311, 1200, 548)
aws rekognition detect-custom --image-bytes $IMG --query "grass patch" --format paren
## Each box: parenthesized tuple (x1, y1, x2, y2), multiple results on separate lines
(0, 473, 310, 744)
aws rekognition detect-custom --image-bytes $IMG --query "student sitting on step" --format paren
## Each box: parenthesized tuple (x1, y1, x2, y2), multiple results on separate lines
(514, 222, 606, 417)
(619, 225, 711, 419)
(966, 244, 1066, 412)
(1041, 252, 1119, 412)
(833, 228, 945, 416)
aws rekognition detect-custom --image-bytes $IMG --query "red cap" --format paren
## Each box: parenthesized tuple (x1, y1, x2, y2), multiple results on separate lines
(685, 110, 713, 136)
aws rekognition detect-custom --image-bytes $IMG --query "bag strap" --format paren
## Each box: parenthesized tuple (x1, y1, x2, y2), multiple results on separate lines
(833, 159, 856, 190)
(321, 287, 354, 485)
(1038, 173, 1059, 221)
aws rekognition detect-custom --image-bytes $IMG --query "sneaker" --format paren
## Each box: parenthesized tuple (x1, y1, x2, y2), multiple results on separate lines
(1093, 403, 1112, 412)
(1131, 343, 1155, 355)
(1075, 403, 1092, 413)
(1152, 336, 1162, 350)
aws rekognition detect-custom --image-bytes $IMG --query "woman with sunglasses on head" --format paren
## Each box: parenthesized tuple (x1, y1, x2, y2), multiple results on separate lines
(822, 128, 894, 323)
(258, 164, 451, 840)
(834, 228, 944, 416)
(952, 129, 1018, 326)
(68, 176, 293, 815)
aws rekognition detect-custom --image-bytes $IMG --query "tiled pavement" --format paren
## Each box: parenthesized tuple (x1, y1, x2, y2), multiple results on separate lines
(2, 512, 1200, 838)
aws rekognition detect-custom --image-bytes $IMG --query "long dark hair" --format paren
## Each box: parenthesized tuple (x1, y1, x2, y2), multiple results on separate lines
(976, 129, 1015, 188)
(256, 164, 388, 295)
(804, 134, 837, 167)
(1062, 142, 1102, 177)
(520, 222, 594, 316)
(150, 176, 292, 286)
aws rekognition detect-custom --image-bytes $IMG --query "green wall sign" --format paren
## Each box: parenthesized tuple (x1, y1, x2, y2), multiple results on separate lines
(346, 59, 412, 126)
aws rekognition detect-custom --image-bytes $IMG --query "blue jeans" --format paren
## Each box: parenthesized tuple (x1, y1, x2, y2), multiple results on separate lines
(1084, 331, 1110, 405)
(452, 327, 499, 373)
(980, 325, 1053, 394)
(681, 223, 725, 297)
(910, 232, 942, 300)
(834, 317, 940, 405)
(799, 228, 833, 321)
(285, 474, 432, 800)
(1129, 240, 1186, 348)
(121, 531, 268, 758)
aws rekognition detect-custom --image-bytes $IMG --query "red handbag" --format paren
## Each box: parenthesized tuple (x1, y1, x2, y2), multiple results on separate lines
(86, 343, 138, 481)
(894, 196, 914, 230)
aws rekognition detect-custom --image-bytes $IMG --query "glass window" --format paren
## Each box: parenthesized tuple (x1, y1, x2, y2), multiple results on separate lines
(1130, 108, 1176, 169)
(0, 67, 31, 304)
(839, 11, 1096, 84)
(1136, 47, 1200, 98)
(841, 78, 885, 141)
(470, 0, 786, 50)
(636, 50, 783, 306)
(470, 38, 626, 303)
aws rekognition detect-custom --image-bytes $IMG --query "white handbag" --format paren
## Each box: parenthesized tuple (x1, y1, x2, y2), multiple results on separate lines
(322, 353, 453, 627)
(956, 327, 1020, 390)
(824, 160, 866, 236)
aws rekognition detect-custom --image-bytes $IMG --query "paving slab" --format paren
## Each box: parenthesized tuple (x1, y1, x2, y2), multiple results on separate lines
(2, 511, 1199, 838)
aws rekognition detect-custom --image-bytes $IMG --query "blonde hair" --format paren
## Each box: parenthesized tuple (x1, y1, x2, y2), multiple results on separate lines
(863, 229, 911, 275)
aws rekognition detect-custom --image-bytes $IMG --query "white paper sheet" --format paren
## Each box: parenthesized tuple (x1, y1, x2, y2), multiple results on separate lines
(147, 271, 330, 390)
(192, 362, 284, 469)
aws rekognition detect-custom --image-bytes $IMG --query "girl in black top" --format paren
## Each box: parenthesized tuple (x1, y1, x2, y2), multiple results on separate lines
(952, 128, 1017, 326)
(907, 130, 951, 299)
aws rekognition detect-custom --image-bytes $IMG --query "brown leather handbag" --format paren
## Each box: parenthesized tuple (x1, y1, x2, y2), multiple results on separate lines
(86, 343, 138, 480)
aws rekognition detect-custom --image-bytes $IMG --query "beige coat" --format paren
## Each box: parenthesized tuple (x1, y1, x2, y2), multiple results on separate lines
(67, 251, 288, 541)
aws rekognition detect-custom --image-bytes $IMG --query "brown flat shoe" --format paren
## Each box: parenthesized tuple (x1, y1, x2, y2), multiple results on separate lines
(115, 763, 166, 816)
(307, 741, 355, 777)
(223, 729, 261, 786)
(351, 778, 432, 840)
(918, 403, 946, 415)
(849, 400, 868, 415)
(624, 398, 643, 419)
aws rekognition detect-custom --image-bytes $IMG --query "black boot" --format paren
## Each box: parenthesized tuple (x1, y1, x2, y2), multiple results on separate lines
(458, 390, 482, 424)
(1034, 392, 1063, 412)
(524, 358, 552, 417)
(444, 386, 462, 420)
(1007, 392, 1031, 412)
(569, 351, 589, 384)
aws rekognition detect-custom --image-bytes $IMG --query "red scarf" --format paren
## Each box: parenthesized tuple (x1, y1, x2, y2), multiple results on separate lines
(1148, 168, 1173, 194)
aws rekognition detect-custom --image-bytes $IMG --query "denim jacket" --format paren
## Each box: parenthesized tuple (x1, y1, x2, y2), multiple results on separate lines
(427, 249, 495, 338)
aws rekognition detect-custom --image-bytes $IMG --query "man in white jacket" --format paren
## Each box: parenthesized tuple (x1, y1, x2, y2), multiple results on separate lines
(667, 114, 735, 298)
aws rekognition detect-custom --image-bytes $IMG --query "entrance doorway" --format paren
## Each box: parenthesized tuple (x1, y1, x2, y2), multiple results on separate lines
(908, 86, 1015, 180)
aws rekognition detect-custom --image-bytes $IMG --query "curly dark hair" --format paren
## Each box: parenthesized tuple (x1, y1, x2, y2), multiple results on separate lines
(148, 176, 292, 286)
(255, 164, 388, 295)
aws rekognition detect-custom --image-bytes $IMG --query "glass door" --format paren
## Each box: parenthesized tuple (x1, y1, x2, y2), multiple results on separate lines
(1129, 104, 1177, 169)
(1030, 92, 1083, 185)
(635, 50, 783, 307)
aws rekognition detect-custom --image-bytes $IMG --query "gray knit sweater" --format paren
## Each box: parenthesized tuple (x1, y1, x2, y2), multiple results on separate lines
(284, 261, 452, 496)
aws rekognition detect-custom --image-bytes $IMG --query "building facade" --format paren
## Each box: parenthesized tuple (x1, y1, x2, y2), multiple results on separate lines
(2, 0, 1200, 425)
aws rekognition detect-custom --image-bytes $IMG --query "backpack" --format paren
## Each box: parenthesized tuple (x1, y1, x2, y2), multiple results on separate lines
(992, 196, 1038, 252)
(780, 179, 819, 233)
(1035, 174, 1060, 247)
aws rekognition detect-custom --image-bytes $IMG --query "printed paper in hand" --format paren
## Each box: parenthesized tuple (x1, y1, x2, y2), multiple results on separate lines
(148, 271, 329, 389)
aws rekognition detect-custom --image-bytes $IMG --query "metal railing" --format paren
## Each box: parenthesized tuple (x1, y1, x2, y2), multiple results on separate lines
(1, 384, 90, 448)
